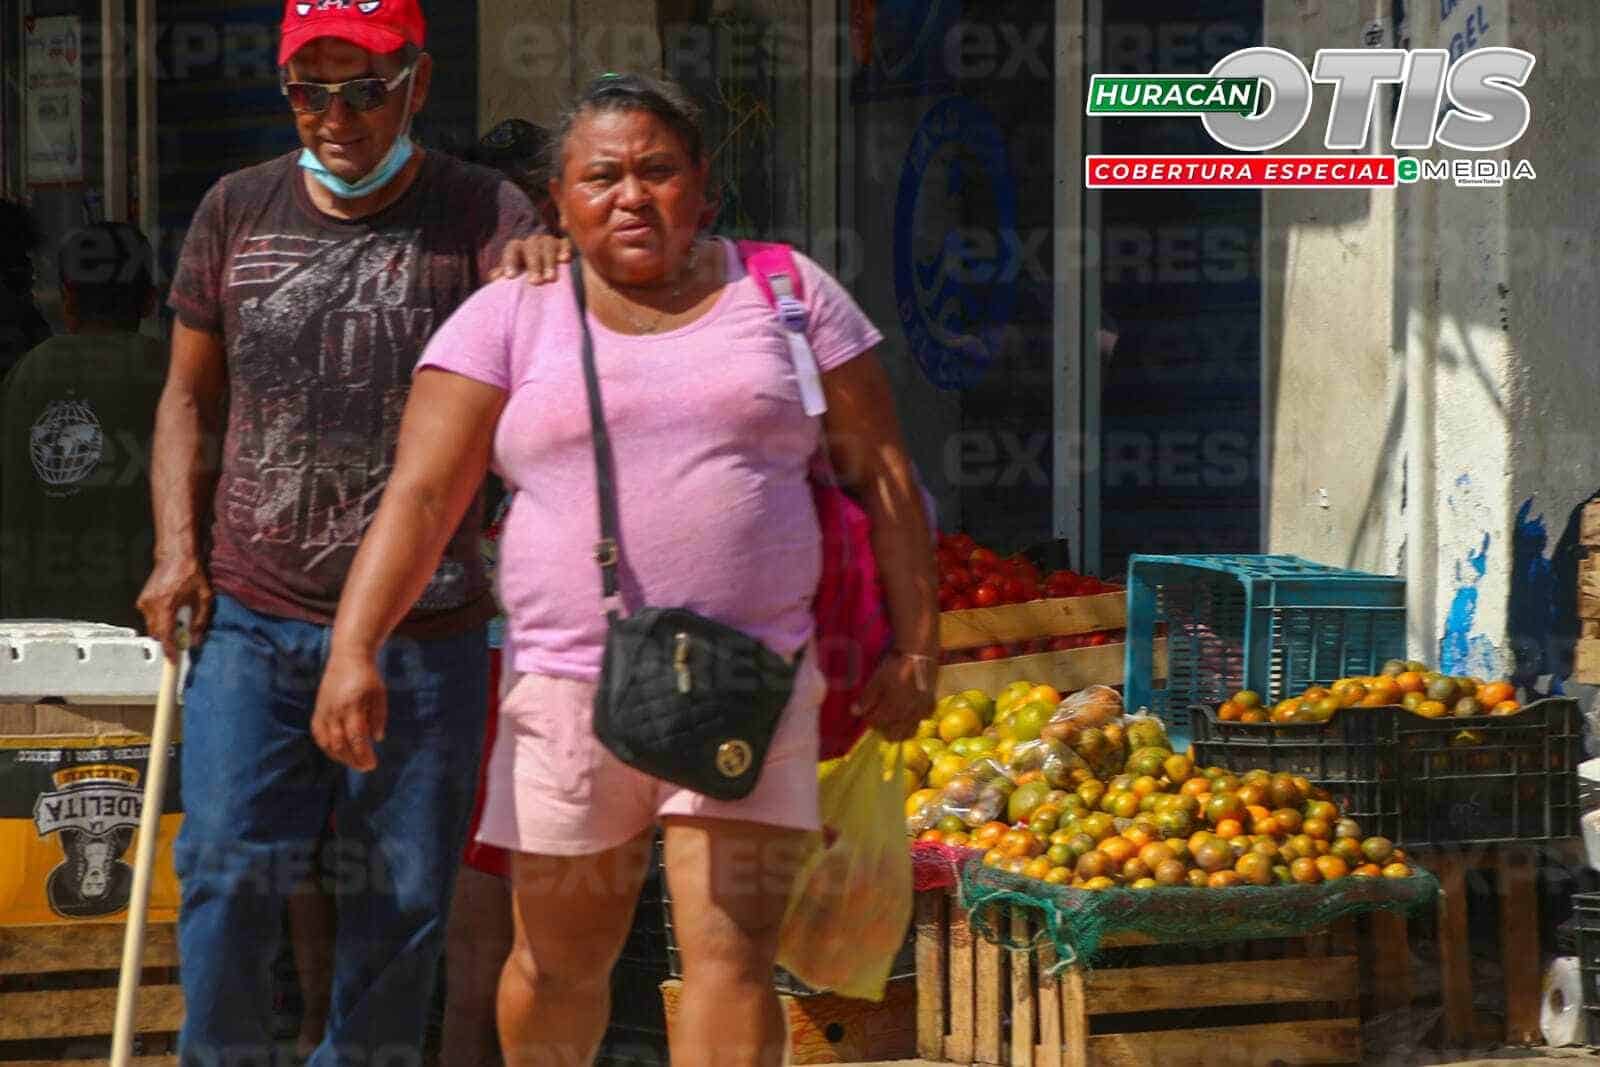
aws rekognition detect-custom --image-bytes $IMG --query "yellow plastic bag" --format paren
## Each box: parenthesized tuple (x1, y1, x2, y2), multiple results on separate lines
(775, 729, 912, 1001)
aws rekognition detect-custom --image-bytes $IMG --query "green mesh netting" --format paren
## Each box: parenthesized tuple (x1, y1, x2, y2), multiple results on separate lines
(958, 862, 1439, 969)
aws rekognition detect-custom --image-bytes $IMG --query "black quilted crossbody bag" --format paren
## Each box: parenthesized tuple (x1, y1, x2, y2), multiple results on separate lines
(573, 260, 800, 801)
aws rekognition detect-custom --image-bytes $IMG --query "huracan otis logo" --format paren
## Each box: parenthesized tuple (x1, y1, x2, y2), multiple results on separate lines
(894, 96, 1018, 391)
(1086, 46, 1536, 189)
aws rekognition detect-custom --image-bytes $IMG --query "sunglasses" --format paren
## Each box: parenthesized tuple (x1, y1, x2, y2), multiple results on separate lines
(282, 65, 413, 115)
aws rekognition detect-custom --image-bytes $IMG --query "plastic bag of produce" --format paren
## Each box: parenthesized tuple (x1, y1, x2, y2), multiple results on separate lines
(905, 756, 1015, 835)
(1040, 685, 1127, 777)
(1007, 736, 1091, 789)
(779, 731, 913, 1001)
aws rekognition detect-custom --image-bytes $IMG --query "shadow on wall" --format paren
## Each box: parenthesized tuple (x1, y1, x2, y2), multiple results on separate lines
(1509, 494, 1593, 690)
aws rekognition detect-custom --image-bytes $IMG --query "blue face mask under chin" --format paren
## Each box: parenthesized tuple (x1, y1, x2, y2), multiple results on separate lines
(300, 134, 414, 200)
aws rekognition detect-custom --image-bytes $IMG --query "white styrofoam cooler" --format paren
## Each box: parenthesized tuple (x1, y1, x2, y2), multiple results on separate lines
(0, 621, 170, 703)
(1582, 758, 1600, 872)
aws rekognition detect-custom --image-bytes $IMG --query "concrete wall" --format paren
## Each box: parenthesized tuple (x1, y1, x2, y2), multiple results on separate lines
(1497, 1, 1600, 682)
(479, 0, 663, 133)
(1263, 0, 1402, 576)
(1266, 0, 1600, 680)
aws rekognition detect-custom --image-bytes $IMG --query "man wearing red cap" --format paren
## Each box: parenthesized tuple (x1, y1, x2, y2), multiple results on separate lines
(141, 2, 540, 1062)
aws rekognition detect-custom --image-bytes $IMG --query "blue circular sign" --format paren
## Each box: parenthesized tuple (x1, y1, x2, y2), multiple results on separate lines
(893, 96, 1019, 391)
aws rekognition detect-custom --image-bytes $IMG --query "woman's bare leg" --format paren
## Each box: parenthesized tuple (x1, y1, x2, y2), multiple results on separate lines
(286, 873, 335, 1060)
(497, 834, 653, 1067)
(440, 864, 514, 1067)
(662, 816, 808, 1067)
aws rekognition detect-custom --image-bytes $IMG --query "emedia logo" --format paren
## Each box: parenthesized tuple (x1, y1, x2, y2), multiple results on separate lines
(1085, 47, 1537, 189)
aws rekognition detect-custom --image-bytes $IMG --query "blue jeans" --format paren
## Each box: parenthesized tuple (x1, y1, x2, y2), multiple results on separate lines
(174, 595, 488, 1067)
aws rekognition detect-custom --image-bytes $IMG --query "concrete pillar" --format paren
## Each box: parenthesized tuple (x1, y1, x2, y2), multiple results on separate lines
(1263, 0, 1402, 576)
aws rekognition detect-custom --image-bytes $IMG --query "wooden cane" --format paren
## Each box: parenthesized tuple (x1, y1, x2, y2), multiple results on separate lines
(111, 607, 188, 1067)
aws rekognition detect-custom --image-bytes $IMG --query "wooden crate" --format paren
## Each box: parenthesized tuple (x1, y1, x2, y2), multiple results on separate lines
(936, 593, 1166, 698)
(914, 891, 1388, 1067)
(1574, 500, 1600, 679)
(1418, 843, 1560, 1050)
(659, 976, 916, 1064)
(0, 921, 182, 1064)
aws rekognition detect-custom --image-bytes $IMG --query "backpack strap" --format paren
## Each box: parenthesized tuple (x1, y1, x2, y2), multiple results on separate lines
(737, 239, 828, 417)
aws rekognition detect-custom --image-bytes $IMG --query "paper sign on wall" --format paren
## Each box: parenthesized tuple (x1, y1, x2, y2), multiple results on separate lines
(24, 15, 85, 185)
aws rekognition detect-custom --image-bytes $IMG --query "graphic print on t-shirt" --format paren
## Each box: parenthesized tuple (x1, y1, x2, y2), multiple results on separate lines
(218, 228, 465, 604)
(29, 397, 105, 499)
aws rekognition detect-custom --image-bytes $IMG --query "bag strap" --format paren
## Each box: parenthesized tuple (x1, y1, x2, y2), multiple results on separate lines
(570, 260, 625, 619)
(738, 240, 828, 418)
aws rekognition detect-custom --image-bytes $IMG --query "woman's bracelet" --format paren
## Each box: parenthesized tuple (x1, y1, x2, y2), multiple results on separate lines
(893, 649, 938, 691)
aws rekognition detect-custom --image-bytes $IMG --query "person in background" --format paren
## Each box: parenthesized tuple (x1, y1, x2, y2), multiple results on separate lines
(0, 222, 163, 627)
(0, 199, 54, 383)
(311, 73, 936, 1067)
(136, 0, 562, 1061)
(469, 118, 561, 236)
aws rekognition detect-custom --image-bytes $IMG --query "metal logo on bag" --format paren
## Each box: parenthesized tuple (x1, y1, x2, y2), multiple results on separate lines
(716, 740, 753, 779)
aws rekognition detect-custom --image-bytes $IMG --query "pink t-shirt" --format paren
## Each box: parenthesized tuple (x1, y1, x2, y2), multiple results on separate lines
(415, 238, 884, 681)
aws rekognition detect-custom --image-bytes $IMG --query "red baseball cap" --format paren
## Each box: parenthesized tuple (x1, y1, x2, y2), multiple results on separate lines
(278, 0, 426, 66)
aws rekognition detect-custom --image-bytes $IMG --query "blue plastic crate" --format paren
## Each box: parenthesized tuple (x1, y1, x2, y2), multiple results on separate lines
(1124, 554, 1406, 745)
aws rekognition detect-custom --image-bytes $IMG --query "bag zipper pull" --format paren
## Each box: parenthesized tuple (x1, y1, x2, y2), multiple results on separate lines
(674, 632, 692, 694)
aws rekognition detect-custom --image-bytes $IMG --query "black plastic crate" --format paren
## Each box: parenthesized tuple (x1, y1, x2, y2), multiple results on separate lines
(1394, 697, 1582, 846)
(602, 833, 671, 1064)
(1188, 704, 1402, 841)
(1573, 893, 1600, 1045)
(1189, 696, 1582, 847)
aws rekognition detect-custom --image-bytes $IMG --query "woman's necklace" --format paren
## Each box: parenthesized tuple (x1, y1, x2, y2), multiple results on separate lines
(599, 240, 703, 334)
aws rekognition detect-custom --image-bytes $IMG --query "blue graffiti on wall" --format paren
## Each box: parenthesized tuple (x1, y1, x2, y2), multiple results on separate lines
(1441, 532, 1498, 676)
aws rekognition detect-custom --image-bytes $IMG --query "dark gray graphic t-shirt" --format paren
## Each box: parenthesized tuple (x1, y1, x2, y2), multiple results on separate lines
(168, 150, 535, 636)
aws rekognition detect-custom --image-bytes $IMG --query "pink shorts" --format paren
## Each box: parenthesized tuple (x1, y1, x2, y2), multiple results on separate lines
(476, 650, 825, 857)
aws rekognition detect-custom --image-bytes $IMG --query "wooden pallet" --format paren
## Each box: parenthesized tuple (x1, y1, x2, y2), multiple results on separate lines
(659, 976, 916, 1064)
(936, 592, 1166, 698)
(0, 922, 182, 1065)
(915, 892, 1386, 1067)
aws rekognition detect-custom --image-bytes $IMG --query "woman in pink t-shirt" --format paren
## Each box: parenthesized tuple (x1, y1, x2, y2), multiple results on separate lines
(311, 73, 937, 1065)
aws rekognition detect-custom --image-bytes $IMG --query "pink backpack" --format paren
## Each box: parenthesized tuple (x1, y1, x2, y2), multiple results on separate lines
(739, 240, 896, 760)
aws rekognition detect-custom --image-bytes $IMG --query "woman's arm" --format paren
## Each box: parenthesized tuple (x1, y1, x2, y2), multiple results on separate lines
(312, 368, 507, 770)
(819, 349, 939, 740)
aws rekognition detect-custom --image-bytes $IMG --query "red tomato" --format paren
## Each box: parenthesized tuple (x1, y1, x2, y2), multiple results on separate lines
(977, 645, 1009, 661)
(1001, 576, 1027, 603)
(938, 588, 957, 611)
(1044, 571, 1080, 597)
(945, 593, 973, 612)
(971, 582, 1002, 608)
(1016, 576, 1041, 601)
(1087, 633, 1112, 646)
(942, 535, 975, 559)
(1048, 636, 1076, 652)
(941, 566, 973, 591)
